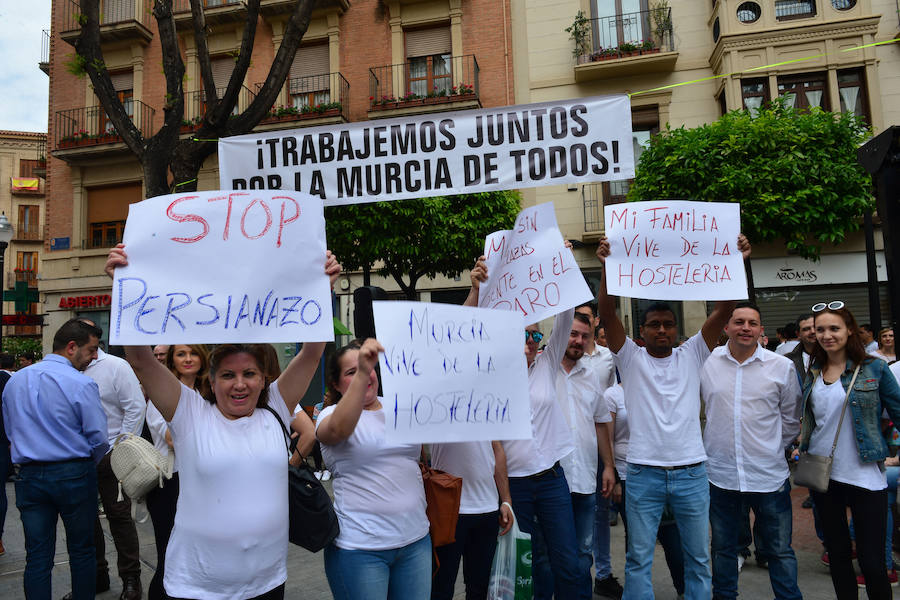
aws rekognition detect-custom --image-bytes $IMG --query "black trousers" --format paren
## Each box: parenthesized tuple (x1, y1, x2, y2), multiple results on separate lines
(170, 581, 284, 600)
(812, 479, 891, 600)
(432, 511, 500, 600)
(94, 452, 141, 579)
(146, 472, 179, 600)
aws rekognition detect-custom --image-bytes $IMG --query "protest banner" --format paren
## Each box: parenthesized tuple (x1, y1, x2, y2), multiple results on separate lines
(217, 95, 634, 206)
(373, 301, 532, 444)
(479, 202, 592, 324)
(603, 200, 748, 301)
(109, 190, 333, 345)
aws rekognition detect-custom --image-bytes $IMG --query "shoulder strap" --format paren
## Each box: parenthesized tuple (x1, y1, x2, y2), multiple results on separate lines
(259, 404, 299, 457)
(829, 363, 862, 458)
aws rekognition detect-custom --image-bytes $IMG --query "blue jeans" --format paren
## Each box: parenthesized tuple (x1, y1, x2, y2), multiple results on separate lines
(0, 441, 10, 539)
(531, 492, 594, 599)
(324, 534, 432, 600)
(885, 466, 898, 571)
(509, 463, 580, 600)
(594, 460, 612, 580)
(623, 463, 711, 600)
(709, 481, 801, 600)
(15, 459, 98, 600)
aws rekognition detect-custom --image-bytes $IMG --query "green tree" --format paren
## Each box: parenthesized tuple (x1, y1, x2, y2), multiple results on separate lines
(326, 191, 521, 299)
(627, 101, 873, 260)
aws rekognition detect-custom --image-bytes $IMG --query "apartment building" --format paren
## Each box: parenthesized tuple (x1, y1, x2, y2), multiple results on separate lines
(512, 0, 900, 335)
(0, 131, 46, 344)
(41, 0, 514, 349)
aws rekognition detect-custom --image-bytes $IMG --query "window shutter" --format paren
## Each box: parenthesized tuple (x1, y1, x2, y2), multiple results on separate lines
(87, 183, 143, 224)
(211, 57, 235, 90)
(110, 70, 134, 92)
(290, 44, 330, 80)
(405, 26, 451, 58)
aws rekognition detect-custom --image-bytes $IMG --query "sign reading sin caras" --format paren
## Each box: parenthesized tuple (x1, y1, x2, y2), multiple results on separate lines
(603, 200, 748, 301)
(110, 190, 333, 345)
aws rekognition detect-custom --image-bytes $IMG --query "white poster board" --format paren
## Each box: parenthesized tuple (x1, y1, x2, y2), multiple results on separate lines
(603, 200, 747, 301)
(217, 95, 634, 206)
(373, 301, 532, 444)
(479, 202, 592, 324)
(110, 191, 333, 344)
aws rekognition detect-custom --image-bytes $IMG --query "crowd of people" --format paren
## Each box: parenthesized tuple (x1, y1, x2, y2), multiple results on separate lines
(0, 235, 899, 600)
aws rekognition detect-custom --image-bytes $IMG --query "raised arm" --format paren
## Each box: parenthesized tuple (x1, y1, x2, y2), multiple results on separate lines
(700, 234, 751, 350)
(595, 237, 627, 353)
(105, 245, 183, 421)
(492, 440, 514, 535)
(316, 339, 385, 445)
(463, 255, 487, 308)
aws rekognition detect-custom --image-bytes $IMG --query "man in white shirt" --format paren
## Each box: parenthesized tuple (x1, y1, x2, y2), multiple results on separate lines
(786, 313, 816, 381)
(774, 322, 799, 355)
(79, 325, 146, 600)
(595, 234, 751, 600)
(701, 302, 802, 600)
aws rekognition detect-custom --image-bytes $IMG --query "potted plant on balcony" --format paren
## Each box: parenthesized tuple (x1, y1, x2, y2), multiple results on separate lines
(640, 39, 660, 55)
(451, 83, 476, 99)
(566, 10, 592, 64)
(618, 42, 640, 57)
(651, 0, 672, 50)
(591, 47, 620, 61)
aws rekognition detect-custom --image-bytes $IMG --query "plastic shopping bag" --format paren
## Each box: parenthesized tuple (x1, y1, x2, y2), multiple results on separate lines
(487, 507, 532, 600)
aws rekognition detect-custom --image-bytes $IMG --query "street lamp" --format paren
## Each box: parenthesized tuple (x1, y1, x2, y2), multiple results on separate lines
(0, 212, 15, 352)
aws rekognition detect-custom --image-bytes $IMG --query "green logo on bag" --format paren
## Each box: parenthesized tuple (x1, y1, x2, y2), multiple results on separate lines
(514, 539, 533, 600)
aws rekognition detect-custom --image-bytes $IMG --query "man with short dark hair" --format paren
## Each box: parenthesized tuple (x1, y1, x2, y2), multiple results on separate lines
(701, 302, 802, 600)
(2, 319, 108, 599)
(860, 324, 879, 354)
(786, 313, 816, 382)
(775, 323, 799, 355)
(595, 234, 751, 599)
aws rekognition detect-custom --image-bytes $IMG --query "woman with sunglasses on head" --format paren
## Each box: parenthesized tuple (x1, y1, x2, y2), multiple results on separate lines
(798, 301, 900, 599)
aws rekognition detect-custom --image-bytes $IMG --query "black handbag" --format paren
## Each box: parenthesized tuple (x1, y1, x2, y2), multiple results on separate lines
(261, 404, 339, 552)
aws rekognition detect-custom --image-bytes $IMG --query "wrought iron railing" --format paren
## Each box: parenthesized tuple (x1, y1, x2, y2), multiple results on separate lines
(182, 86, 256, 127)
(369, 55, 479, 109)
(775, 0, 816, 20)
(60, 0, 151, 35)
(579, 7, 674, 63)
(255, 72, 350, 122)
(15, 223, 42, 241)
(172, 0, 243, 11)
(54, 100, 154, 150)
(15, 270, 39, 286)
(583, 182, 629, 233)
(40, 29, 50, 65)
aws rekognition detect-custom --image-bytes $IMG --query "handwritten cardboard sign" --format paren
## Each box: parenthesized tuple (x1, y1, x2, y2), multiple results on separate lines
(479, 202, 592, 324)
(604, 200, 747, 301)
(373, 301, 532, 444)
(218, 95, 634, 206)
(110, 191, 333, 344)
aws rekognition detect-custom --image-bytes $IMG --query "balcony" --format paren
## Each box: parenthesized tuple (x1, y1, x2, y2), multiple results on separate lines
(60, 0, 153, 46)
(14, 270, 39, 288)
(39, 29, 49, 75)
(173, 0, 247, 28)
(259, 0, 349, 17)
(15, 223, 43, 242)
(573, 8, 677, 83)
(254, 72, 349, 131)
(53, 100, 154, 161)
(181, 86, 255, 133)
(368, 55, 480, 118)
(582, 182, 628, 241)
(34, 138, 47, 177)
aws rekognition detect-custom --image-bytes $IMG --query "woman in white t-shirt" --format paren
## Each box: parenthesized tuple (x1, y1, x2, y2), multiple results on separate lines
(107, 246, 341, 600)
(798, 303, 900, 600)
(873, 328, 896, 364)
(315, 339, 431, 600)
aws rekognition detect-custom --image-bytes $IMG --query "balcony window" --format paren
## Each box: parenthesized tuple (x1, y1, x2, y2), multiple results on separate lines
(775, 0, 816, 20)
(838, 68, 869, 123)
(741, 78, 769, 115)
(101, 70, 134, 134)
(290, 45, 331, 109)
(777, 73, 828, 110)
(17, 205, 41, 240)
(602, 108, 657, 206)
(593, 0, 654, 49)
(405, 26, 452, 97)
(86, 182, 141, 248)
(16, 252, 39, 287)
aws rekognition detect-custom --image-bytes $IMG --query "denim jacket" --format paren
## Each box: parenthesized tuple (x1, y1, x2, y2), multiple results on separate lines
(799, 357, 900, 463)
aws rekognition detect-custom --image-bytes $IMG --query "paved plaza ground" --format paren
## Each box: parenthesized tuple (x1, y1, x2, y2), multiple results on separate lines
(0, 481, 888, 598)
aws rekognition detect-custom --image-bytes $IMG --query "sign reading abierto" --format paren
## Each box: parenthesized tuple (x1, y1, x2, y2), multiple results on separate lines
(110, 190, 333, 345)
(604, 200, 747, 301)
(217, 95, 634, 206)
(479, 202, 592, 324)
(373, 301, 531, 444)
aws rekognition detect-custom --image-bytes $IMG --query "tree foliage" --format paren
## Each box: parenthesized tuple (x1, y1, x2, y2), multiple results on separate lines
(325, 192, 521, 299)
(3, 337, 44, 360)
(627, 101, 873, 260)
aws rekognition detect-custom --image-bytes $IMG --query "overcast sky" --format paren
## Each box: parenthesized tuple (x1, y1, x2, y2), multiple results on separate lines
(0, 2, 52, 132)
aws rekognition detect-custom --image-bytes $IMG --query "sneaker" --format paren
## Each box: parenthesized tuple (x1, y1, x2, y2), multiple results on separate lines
(0, 539, 5, 556)
(321, 469, 332, 481)
(737, 554, 745, 572)
(821, 551, 829, 567)
(314, 471, 323, 480)
(593, 574, 623, 599)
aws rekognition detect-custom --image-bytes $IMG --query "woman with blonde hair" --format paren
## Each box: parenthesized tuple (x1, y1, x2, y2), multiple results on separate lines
(873, 328, 896, 364)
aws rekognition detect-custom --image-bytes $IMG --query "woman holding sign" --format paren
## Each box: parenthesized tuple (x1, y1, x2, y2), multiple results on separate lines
(799, 302, 900, 600)
(105, 245, 341, 600)
(315, 339, 432, 600)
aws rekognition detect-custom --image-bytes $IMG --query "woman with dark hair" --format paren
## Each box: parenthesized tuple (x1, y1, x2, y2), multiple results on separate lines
(144, 343, 209, 600)
(105, 245, 341, 600)
(316, 338, 431, 600)
(799, 302, 900, 599)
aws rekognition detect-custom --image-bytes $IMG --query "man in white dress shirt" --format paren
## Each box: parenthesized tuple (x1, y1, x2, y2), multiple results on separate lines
(701, 302, 802, 600)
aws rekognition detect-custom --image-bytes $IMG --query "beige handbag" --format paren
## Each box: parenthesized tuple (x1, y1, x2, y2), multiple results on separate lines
(109, 432, 174, 502)
(794, 364, 861, 494)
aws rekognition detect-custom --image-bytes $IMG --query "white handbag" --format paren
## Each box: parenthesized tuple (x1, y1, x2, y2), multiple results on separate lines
(109, 432, 174, 502)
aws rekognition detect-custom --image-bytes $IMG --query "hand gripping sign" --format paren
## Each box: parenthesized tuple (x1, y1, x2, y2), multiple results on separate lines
(374, 301, 532, 444)
(479, 202, 593, 324)
(110, 190, 333, 344)
(603, 200, 748, 301)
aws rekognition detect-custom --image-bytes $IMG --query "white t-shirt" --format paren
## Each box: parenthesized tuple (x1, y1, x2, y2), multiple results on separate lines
(431, 441, 498, 514)
(145, 400, 176, 472)
(775, 340, 799, 356)
(164, 382, 291, 600)
(808, 376, 885, 491)
(891, 361, 900, 384)
(613, 334, 710, 467)
(317, 404, 429, 551)
(503, 310, 576, 477)
(558, 360, 612, 494)
(605, 385, 628, 481)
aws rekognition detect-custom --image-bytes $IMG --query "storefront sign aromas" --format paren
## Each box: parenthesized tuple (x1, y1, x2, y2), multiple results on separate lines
(373, 300, 532, 444)
(59, 295, 112, 308)
(753, 252, 887, 288)
(603, 200, 748, 301)
(110, 190, 333, 345)
(217, 95, 634, 206)
(479, 201, 592, 324)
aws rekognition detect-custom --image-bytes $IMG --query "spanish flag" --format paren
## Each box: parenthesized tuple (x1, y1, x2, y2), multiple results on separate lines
(11, 177, 40, 192)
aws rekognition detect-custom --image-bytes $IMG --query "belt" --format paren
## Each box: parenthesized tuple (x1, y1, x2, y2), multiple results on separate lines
(21, 457, 92, 467)
(527, 461, 561, 479)
(635, 462, 702, 471)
